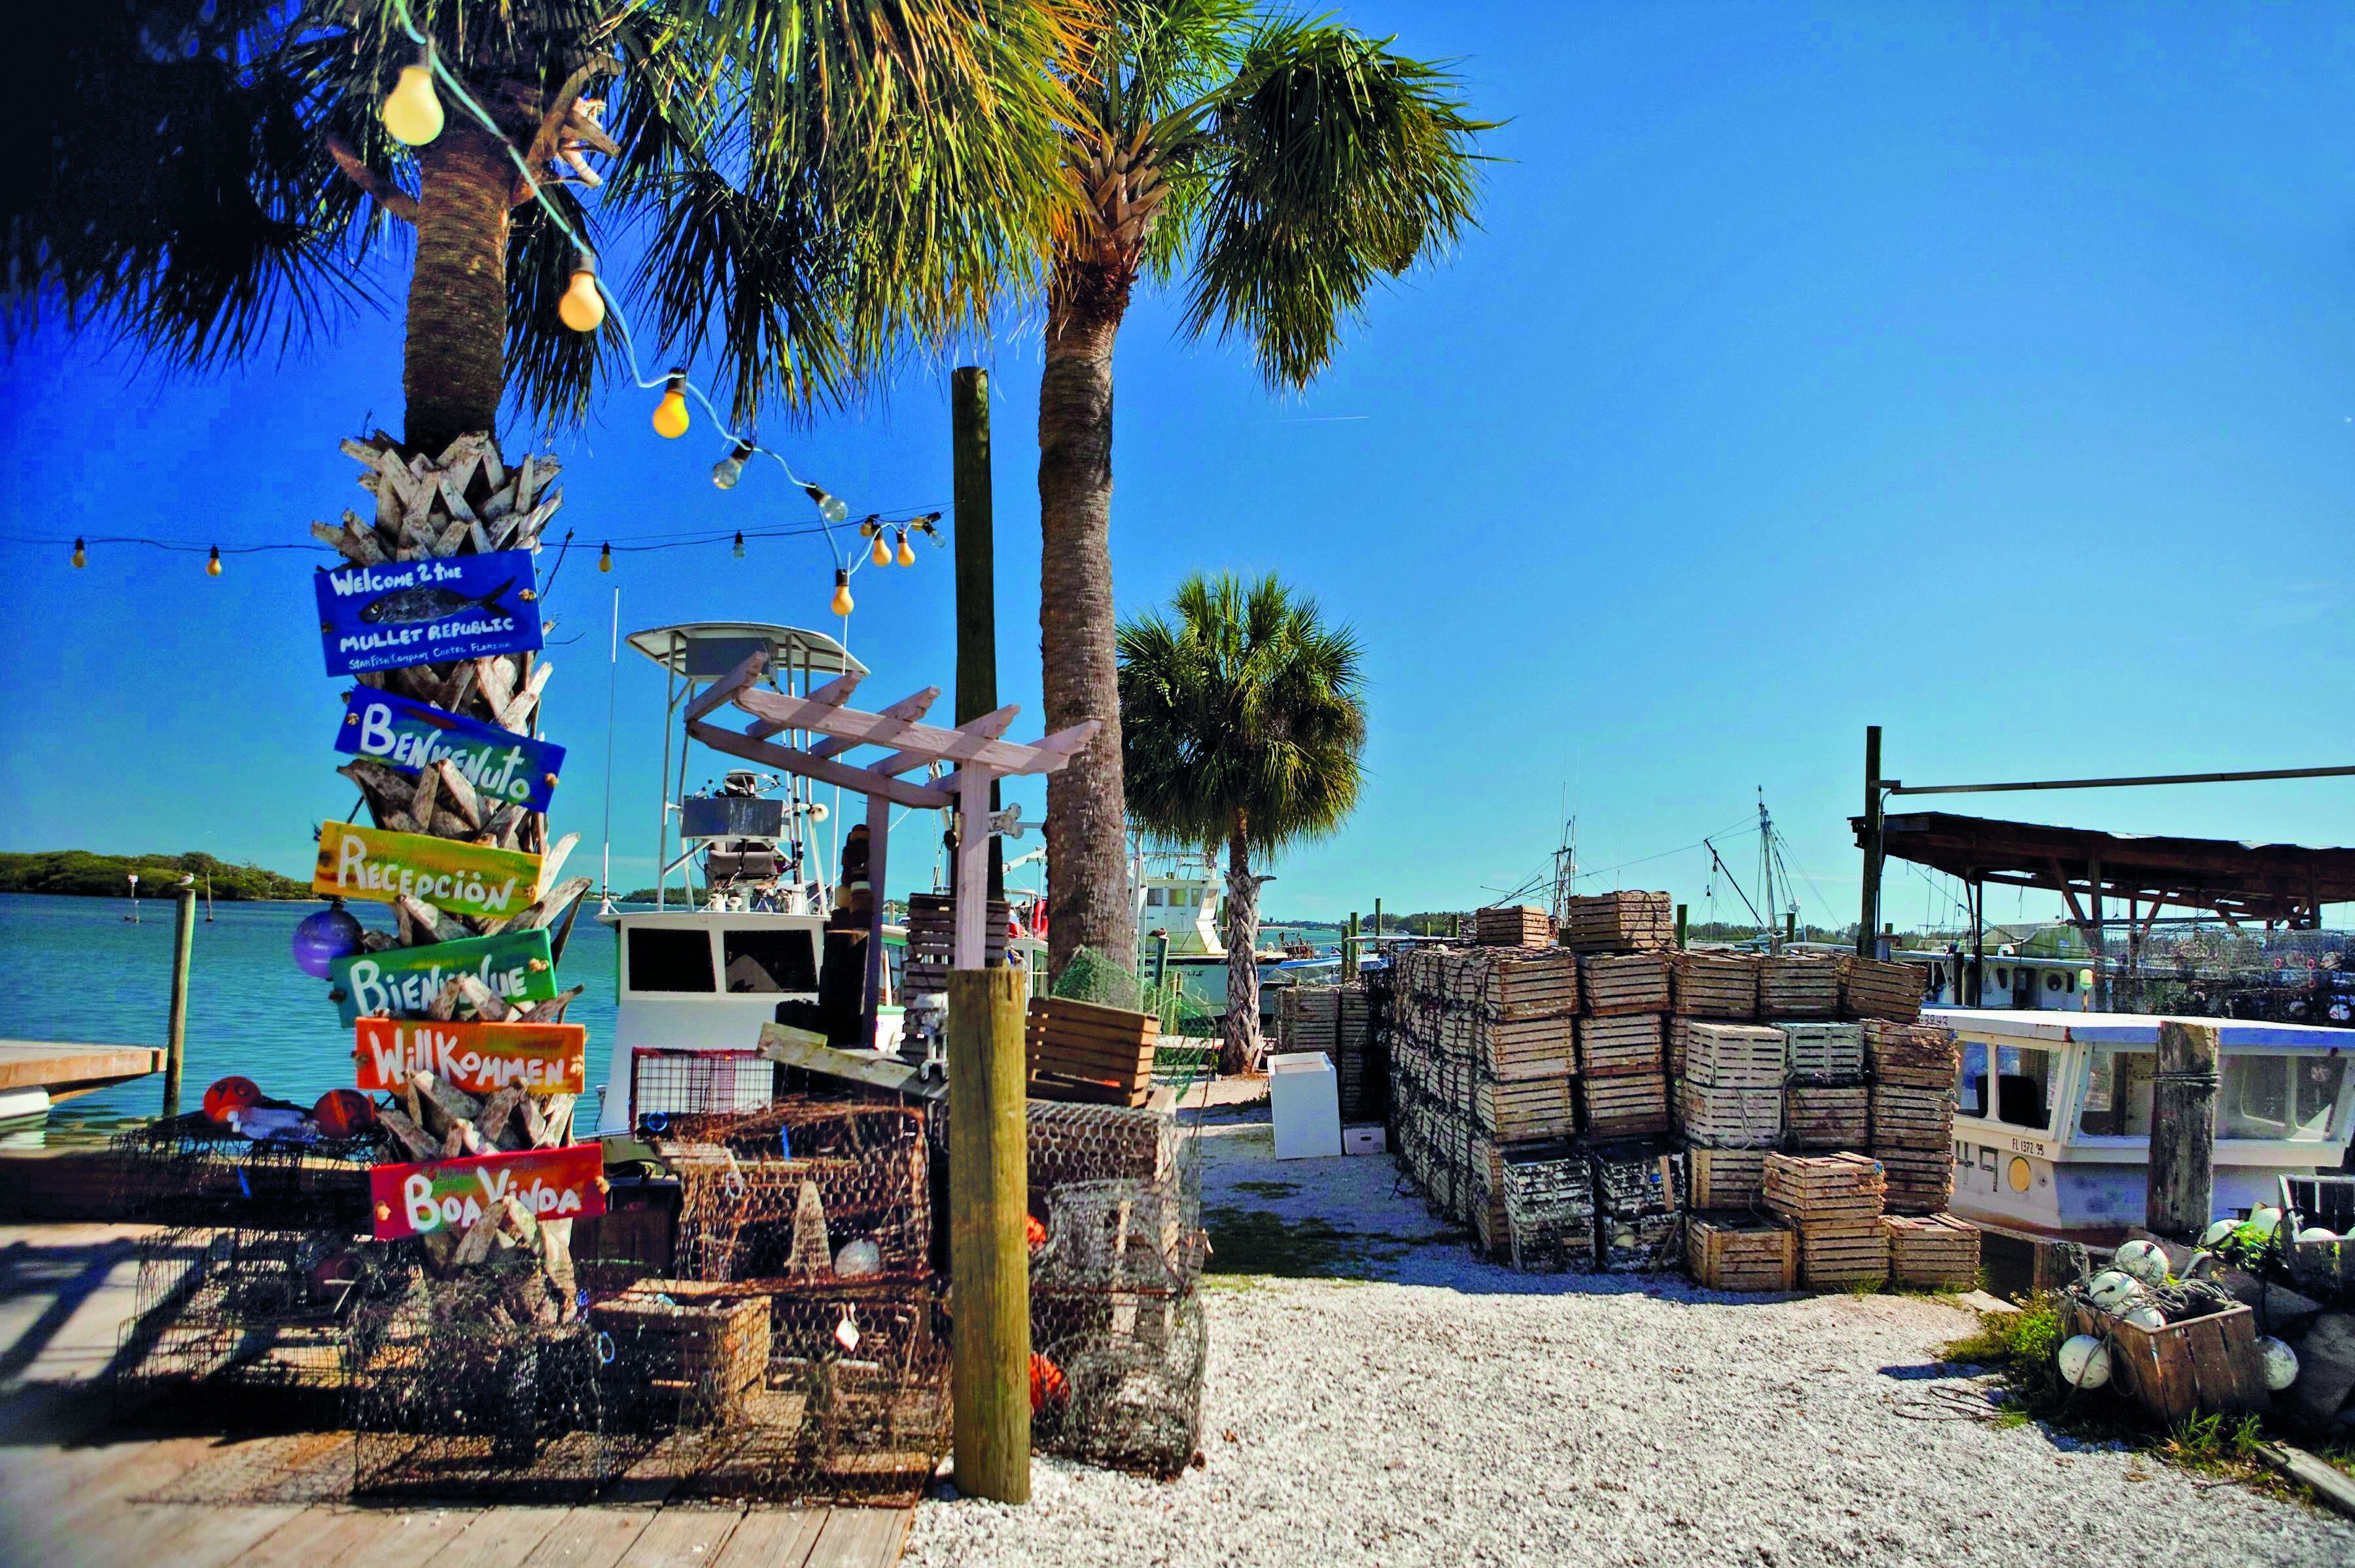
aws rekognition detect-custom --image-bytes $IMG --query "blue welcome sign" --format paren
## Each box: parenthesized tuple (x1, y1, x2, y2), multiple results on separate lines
(315, 550, 543, 676)
(335, 688, 567, 813)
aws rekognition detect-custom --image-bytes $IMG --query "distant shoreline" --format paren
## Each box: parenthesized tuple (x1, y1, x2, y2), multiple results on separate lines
(0, 851, 315, 903)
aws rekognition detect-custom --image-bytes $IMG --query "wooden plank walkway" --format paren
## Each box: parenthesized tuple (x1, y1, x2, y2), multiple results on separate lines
(0, 1039, 167, 1102)
(0, 1225, 913, 1568)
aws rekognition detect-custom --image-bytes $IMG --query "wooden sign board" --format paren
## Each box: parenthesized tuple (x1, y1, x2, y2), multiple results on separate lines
(315, 549, 543, 676)
(370, 1142, 604, 1242)
(329, 928, 556, 1025)
(336, 688, 567, 813)
(356, 1018, 585, 1096)
(313, 821, 542, 922)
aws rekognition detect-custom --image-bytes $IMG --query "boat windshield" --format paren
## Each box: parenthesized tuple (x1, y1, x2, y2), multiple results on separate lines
(2218, 1054, 2348, 1143)
(1956, 1039, 2056, 1129)
(2078, 1048, 2156, 1138)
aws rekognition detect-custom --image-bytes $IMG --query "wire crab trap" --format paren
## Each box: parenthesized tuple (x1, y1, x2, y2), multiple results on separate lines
(629, 1047, 777, 1135)
(345, 1258, 621, 1503)
(1498, 1143, 1599, 1273)
(109, 1115, 387, 1231)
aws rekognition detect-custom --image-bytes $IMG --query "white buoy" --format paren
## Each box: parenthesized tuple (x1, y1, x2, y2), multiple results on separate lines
(2182, 1249, 2218, 1280)
(2120, 1303, 2167, 1331)
(2088, 1270, 2142, 1312)
(2247, 1206, 2283, 1239)
(2199, 1219, 2239, 1248)
(2255, 1336, 2299, 1392)
(833, 1238, 881, 1278)
(2058, 1334, 2112, 1389)
(2295, 1226, 2340, 1244)
(2114, 1238, 2171, 1285)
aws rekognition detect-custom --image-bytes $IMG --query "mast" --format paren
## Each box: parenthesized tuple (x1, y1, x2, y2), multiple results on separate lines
(1758, 792, 1776, 952)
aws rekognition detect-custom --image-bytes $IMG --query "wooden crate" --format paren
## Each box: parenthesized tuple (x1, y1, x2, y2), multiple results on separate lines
(2061, 1297, 2268, 1427)
(1579, 1073, 1671, 1139)
(1762, 1151, 1885, 1225)
(592, 1285, 771, 1427)
(1425, 947, 1579, 1020)
(1797, 1219, 1889, 1289)
(1474, 1074, 1576, 1142)
(1836, 956, 1923, 1024)
(1578, 953, 1671, 1017)
(1883, 1212, 1980, 1289)
(1686, 1146, 1771, 1208)
(1474, 1015, 1575, 1082)
(1777, 1021, 1864, 1081)
(1756, 956, 1839, 1020)
(1868, 1085, 1954, 1151)
(902, 892, 1009, 996)
(1683, 1022, 1787, 1088)
(1686, 1212, 1797, 1291)
(1559, 891, 1674, 954)
(1784, 1084, 1868, 1151)
(1475, 905, 1555, 948)
(1575, 1013, 1662, 1078)
(1671, 952, 1758, 1020)
(1862, 1021, 1958, 1089)
(1877, 1149, 1953, 1217)
(1677, 1080, 1783, 1149)
(1025, 996, 1158, 1107)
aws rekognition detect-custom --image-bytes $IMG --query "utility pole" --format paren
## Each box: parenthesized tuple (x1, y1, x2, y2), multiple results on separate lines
(1857, 726, 1883, 958)
(1758, 793, 1777, 953)
(951, 368, 1003, 903)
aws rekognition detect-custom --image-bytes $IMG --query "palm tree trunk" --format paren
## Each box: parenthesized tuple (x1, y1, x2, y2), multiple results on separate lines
(1221, 828, 1261, 1076)
(404, 117, 512, 455)
(1038, 269, 1138, 981)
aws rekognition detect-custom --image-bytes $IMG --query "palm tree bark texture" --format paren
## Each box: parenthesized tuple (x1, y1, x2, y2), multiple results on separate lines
(406, 118, 514, 453)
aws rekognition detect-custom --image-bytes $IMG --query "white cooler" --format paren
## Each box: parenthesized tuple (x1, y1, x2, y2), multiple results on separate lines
(1268, 1051, 1343, 1159)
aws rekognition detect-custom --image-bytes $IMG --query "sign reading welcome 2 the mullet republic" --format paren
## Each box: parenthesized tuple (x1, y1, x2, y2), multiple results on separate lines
(336, 688, 567, 814)
(313, 821, 542, 922)
(328, 928, 557, 1026)
(369, 1143, 606, 1242)
(355, 1017, 586, 1097)
(315, 549, 543, 676)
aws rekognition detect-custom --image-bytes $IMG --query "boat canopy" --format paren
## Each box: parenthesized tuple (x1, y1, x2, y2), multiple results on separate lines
(627, 622, 865, 683)
(1928, 1006, 2351, 1050)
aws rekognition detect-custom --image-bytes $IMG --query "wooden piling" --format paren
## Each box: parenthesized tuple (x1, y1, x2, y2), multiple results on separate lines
(1675, 903, 1688, 950)
(947, 965, 1030, 1503)
(2147, 1019, 2219, 1240)
(163, 886, 195, 1119)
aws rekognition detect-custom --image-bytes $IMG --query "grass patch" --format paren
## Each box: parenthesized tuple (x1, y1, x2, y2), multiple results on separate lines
(1201, 1204, 1418, 1279)
(1227, 1179, 1302, 1199)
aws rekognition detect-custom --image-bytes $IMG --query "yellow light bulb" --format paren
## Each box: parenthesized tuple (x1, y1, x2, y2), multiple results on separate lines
(71, 537, 86, 568)
(871, 534, 892, 567)
(382, 63, 445, 147)
(206, 546, 222, 577)
(558, 268, 604, 332)
(652, 375, 690, 439)
(830, 568, 854, 618)
(599, 543, 612, 572)
(895, 530, 916, 568)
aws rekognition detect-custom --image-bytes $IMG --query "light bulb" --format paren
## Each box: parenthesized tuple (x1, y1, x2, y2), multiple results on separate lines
(558, 264, 604, 332)
(383, 60, 444, 147)
(870, 533, 892, 567)
(733, 532, 746, 559)
(895, 529, 916, 567)
(803, 482, 849, 523)
(652, 373, 690, 439)
(206, 546, 222, 577)
(599, 543, 612, 572)
(712, 439, 754, 489)
(830, 568, 854, 618)
(71, 537, 86, 568)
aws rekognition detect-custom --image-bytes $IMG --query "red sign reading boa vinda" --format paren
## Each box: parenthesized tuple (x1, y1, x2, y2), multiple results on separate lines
(354, 1017, 586, 1096)
(369, 1143, 605, 1241)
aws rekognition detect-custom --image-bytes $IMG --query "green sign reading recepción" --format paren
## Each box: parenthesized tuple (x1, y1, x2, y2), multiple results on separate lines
(328, 928, 558, 1026)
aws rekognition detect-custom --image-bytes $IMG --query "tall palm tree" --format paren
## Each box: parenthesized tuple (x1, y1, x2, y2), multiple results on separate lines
(15, 0, 1078, 451)
(1118, 572, 1366, 1073)
(1037, 2, 1485, 980)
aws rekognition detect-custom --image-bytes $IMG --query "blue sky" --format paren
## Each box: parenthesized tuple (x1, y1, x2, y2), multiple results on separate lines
(4, 3, 2353, 930)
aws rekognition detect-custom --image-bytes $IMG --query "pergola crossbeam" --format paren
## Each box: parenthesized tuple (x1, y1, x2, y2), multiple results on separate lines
(814, 686, 938, 759)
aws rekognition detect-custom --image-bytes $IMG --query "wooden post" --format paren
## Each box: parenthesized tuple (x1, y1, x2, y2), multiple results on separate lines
(1153, 932, 1170, 988)
(1857, 725, 1883, 956)
(1784, 911, 1797, 946)
(1372, 897, 1382, 960)
(2087, 854, 2109, 1011)
(2147, 1019, 2220, 1241)
(947, 965, 1030, 1503)
(863, 792, 890, 1046)
(1344, 911, 1359, 975)
(951, 368, 1003, 902)
(163, 886, 196, 1119)
(1676, 903, 1689, 950)
(1969, 874, 1985, 1009)
(953, 771, 990, 970)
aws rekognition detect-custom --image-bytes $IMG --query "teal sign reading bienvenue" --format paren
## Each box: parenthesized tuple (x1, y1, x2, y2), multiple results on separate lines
(328, 928, 557, 1025)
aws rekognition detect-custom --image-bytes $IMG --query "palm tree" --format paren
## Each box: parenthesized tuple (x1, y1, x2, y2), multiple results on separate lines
(1036, 3, 1486, 980)
(16, 0, 1077, 453)
(1118, 572, 1366, 1074)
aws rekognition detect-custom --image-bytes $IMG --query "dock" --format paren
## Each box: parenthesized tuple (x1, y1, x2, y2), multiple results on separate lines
(0, 1225, 915, 1568)
(0, 1039, 167, 1107)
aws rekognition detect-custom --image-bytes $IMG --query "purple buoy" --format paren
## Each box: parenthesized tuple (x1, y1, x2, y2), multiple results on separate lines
(292, 900, 365, 978)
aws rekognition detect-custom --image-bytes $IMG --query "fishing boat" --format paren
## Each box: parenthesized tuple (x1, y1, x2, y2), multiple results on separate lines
(1896, 948, 2091, 1011)
(1936, 1005, 2355, 1243)
(1131, 841, 1342, 1017)
(591, 623, 894, 1134)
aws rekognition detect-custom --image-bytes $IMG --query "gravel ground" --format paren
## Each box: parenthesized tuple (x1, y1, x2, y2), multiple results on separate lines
(907, 1108, 2355, 1568)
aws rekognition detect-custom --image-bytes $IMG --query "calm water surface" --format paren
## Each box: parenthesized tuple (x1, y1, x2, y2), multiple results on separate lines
(0, 891, 618, 1140)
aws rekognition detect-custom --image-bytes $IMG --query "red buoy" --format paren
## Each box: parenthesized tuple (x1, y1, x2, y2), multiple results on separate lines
(200, 1076, 261, 1125)
(313, 1089, 377, 1139)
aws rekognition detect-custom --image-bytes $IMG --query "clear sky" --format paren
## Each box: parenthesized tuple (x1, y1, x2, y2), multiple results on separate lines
(4, 3, 2352, 931)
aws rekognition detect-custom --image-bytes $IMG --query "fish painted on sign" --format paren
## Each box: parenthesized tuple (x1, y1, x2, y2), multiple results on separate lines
(360, 579, 519, 626)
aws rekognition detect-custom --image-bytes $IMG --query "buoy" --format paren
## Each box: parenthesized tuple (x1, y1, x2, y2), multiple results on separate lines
(2295, 1226, 2340, 1244)
(1030, 1351, 1068, 1412)
(313, 1089, 377, 1139)
(201, 1076, 262, 1125)
(2087, 1270, 2140, 1312)
(2057, 1334, 2112, 1389)
(2247, 1206, 2283, 1239)
(2120, 1303, 2167, 1331)
(2113, 1238, 2170, 1286)
(832, 1238, 881, 1278)
(2255, 1336, 2299, 1392)
(2199, 1219, 2239, 1248)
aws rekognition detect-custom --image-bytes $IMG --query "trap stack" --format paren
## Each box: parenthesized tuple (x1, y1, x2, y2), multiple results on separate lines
(1864, 1022, 1961, 1215)
(1762, 1151, 1888, 1290)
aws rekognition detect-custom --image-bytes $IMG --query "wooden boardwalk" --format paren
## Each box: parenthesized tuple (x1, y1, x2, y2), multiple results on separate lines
(0, 1039, 166, 1102)
(0, 1226, 913, 1568)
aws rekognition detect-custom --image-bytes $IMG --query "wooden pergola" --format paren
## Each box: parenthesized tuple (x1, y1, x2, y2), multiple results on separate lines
(685, 648, 1096, 1039)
